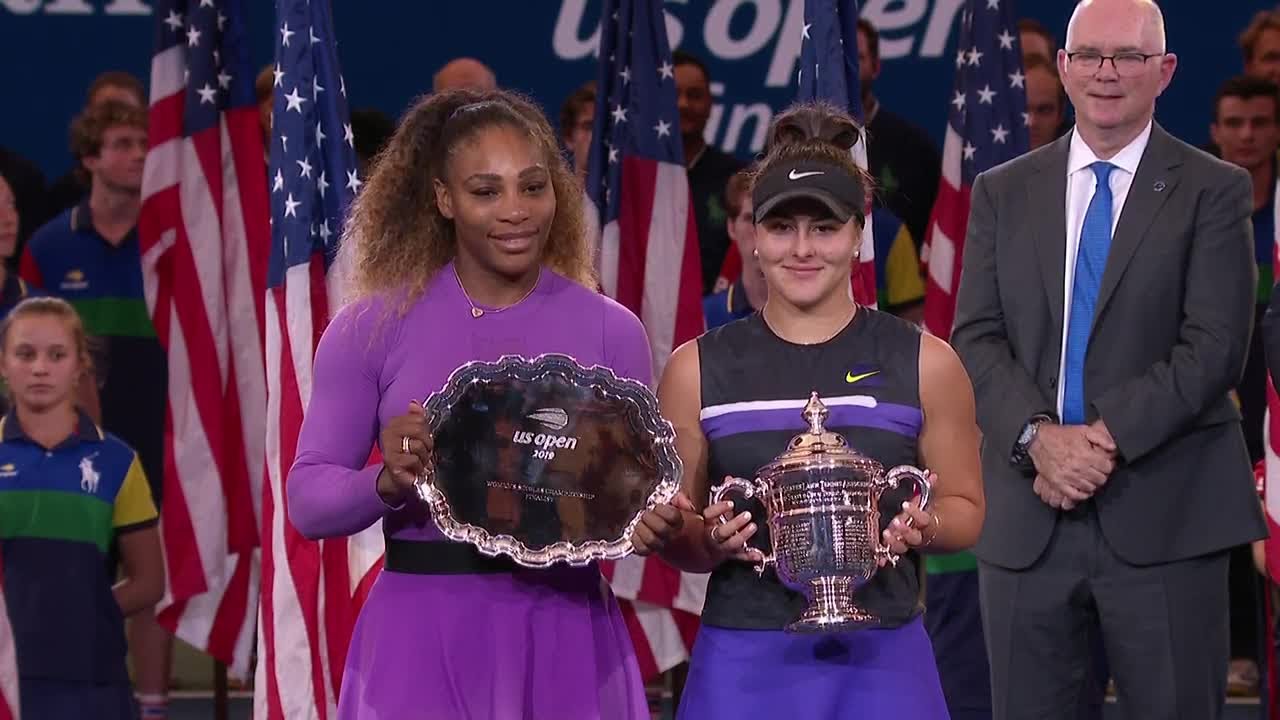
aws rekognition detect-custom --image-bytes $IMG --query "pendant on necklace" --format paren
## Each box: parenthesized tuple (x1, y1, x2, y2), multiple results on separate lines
(471, 307, 484, 318)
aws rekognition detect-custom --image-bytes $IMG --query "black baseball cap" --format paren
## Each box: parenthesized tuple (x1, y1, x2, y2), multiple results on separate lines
(751, 159, 865, 225)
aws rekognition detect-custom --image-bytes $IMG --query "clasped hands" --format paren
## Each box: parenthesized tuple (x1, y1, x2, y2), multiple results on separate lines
(1028, 420, 1116, 511)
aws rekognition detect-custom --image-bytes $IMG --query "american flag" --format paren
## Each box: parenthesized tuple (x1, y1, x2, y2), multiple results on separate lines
(254, 1, 375, 718)
(922, 0, 1028, 339)
(585, 0, 708, 680)
(796, 0, 877, 308)
(138, 0, 269, 679)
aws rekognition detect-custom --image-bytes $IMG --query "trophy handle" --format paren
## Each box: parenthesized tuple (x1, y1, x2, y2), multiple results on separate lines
(878, 465, 934, 567)
(708, 477, 774, 576)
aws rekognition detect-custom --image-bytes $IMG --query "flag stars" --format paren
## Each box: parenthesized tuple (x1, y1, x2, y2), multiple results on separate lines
(283, 193, 301, 218)
(611, 104, 628, 123)
(657, 61, 674, 80)
(991, 124, 1009, 144)
(1009, 70, 1025, 89)
(345, 169, 362, 193)
(216, 70, 232, 90)
(216, 12, 226, 31)
(284, 87, 306, 113)
(317, 171, 329, 197)
(318, 220, 332, 243)
(654, 119, 671, 138)
(280, 134, 288, 153)
(273, 64, 284, 87)
(163, 10, 183, 31)
(967, 47, 984, 66)
(313, 79, 324, 99)
(987, 0, 1000, 8)
(199, 0, 214, 7)
(997, 30, 1015, 50)
(272, 169, 284, 192)
(315, 121, 326, 145)
(802, 22, 812, 40)
(339, 76, 346, 97)
(343, 123, 354, 148)
(186, 25, 201, 47)
(951, 91, 966, 111)
(280, 22, 294, 47)
(977, 85, 996, 104)
(1021, 111, 1031, 127)
(963, 142, 977, 160)
(297, 156, 313, 179)
(196, 83, 217, 104)
(956, 49, 967, 68)
(309, 26, 321, 44)
(619, 67, 631, 84)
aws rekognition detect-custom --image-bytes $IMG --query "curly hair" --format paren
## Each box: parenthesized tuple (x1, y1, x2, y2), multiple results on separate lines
(70, 100, 147, 160)
(753, 100, 874, 220)
(338, 88, 594, 311)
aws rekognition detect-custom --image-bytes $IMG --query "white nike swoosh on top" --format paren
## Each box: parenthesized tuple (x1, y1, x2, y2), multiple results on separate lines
(788, 169, 825, 180)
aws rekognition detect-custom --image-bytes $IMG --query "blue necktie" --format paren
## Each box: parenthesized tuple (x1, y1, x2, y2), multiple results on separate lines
(1062, 161, 1115, 425)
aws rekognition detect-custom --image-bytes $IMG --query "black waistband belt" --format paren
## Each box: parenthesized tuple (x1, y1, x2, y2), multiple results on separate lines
(384, 538, 519, 575)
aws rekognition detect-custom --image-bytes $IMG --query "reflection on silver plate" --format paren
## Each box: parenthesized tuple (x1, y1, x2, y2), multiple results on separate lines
(417, 353, 682, 568)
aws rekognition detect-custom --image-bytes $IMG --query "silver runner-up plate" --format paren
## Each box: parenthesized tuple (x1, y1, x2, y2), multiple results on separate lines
(415, 353, 682, 568)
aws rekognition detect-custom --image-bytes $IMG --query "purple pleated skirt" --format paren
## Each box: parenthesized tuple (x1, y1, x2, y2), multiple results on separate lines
(336, 565, 648, 720)
(677, 617, 951, 719)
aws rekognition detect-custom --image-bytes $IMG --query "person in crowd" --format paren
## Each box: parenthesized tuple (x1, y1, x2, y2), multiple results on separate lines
(1242, 10, 1280, 86)
(674, 50, 745, 295)
(46, 72, 147, 218)
(1217, 74, 1280, 696)
(285, 88, 686, 719)
(856, 17, 941, 252)
(1019, 17, 1058, 64)
(951, 2, 1263, 718)
(1025, 55, 1069, 150)
(432, 57, 497, 93)
(559, 81, 596, 185)
(658, 100, 983, 718)
(20, 99, 171, 720)
(255, 64, 274, 149)
(0, 296, 163, 720)
(703, 168, 762, 329)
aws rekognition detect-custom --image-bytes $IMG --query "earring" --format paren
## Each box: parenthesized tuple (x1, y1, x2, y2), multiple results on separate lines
(752, 249, 759, 258)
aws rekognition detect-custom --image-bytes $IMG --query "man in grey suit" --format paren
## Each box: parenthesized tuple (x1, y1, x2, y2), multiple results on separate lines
(951, 1, 1264, 718)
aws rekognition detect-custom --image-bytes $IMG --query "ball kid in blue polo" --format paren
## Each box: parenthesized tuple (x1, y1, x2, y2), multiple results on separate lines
(0, 297, 164, 719)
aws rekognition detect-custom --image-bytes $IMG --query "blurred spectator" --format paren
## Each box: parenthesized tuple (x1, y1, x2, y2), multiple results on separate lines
(704, 168, 760, 329)
(1242, 10, 1280, 85)
(674, 50, 744, 295)
(1018, 17, 1057, 64)
(46, 71, 147, 218)
(0, 147, 47, 253)
(1213, 74, 1278, 697)
(559, 81, 596, 184)
(432, 57, 497, 93)
(856, 18, 940, 252)
(1024, 55, 1067, 150)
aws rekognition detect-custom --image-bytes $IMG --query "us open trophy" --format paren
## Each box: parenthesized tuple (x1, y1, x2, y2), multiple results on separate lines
(414, 353, 682, 568)
(711, 391, 932, 632)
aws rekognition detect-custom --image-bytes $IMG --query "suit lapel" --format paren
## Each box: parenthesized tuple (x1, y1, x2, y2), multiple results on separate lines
(1093, 124, 1182, 324)
(1032, 135, 1071, 334)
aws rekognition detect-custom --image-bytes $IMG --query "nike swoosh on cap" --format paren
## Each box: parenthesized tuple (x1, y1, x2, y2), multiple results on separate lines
(788, 169, 825, 180)
(845, 370, 880, 384)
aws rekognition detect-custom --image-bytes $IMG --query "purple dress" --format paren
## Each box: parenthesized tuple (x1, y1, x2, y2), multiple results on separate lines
(287, 264, 653, 720)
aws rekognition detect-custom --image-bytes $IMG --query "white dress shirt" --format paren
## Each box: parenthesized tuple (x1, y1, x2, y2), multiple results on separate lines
(1055, 121, 1153, 419)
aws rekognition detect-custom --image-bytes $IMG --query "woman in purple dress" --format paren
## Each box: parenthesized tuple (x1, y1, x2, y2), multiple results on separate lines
(286, 89, 686, 720)
(657, 102, 986, 718)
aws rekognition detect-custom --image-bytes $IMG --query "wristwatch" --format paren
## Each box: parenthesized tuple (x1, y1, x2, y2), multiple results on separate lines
(1011, 414, 1053, 466)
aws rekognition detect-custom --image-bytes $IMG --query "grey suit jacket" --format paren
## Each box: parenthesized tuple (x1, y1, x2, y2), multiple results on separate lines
(951, 123, 1265, 570)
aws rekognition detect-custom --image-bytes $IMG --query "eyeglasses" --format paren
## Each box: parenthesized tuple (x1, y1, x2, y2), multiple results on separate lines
(1065, 51, 1165, 77)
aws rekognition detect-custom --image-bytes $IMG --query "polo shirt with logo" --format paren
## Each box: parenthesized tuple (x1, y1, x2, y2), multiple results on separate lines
(0, 410, 157, 683)
(19, 200, 168, 504)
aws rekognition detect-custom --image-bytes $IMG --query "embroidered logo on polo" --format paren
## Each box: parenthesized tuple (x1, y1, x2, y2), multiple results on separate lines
(80, 455, 100, 494)
(61, 269, 88, 291)
(0, 463, 15, 478)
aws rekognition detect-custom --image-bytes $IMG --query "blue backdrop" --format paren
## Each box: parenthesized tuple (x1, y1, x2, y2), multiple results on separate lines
(0, 0, 1261, 179)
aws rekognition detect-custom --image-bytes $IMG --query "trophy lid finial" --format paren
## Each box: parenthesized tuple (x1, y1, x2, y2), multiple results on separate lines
(802, 391, 829, 435)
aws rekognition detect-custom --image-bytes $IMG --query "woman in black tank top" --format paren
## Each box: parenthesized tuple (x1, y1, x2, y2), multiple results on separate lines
(655, 103, 984, 719)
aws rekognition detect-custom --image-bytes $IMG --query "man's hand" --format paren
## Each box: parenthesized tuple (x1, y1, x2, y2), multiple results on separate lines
(1028, 423, 1116, 506)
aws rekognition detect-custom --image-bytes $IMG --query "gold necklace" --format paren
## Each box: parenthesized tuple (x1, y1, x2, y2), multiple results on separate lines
(454, 266, 541, 319)
(761, 303, 857, 345)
